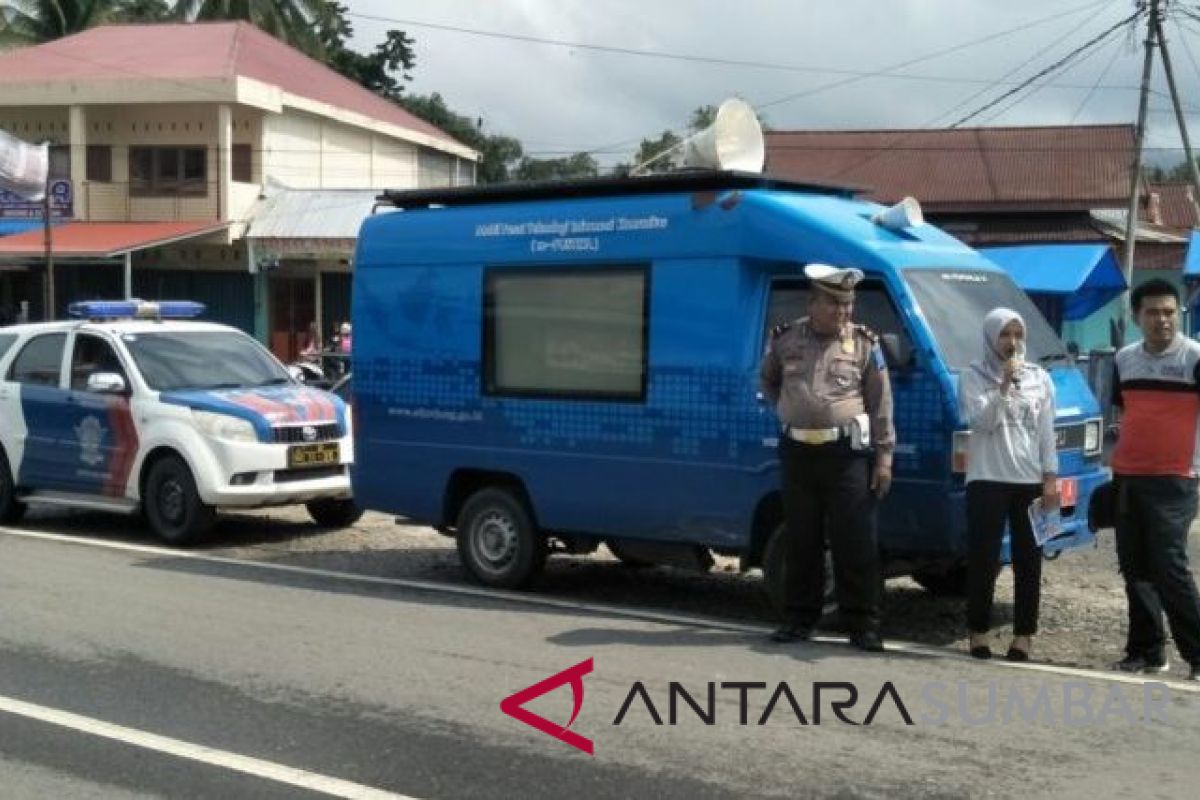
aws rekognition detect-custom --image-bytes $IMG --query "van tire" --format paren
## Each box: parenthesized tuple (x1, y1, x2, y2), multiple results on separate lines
(0, 449, 26, 525)
(306, 498, 364, 528)
(762, 523, 834, 615)
(912, 564, 970, 597)
(456, 488, 546, 589)
(144, 456, 215, 546)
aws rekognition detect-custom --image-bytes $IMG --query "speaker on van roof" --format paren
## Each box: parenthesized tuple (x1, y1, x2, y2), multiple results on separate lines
(872, 197, 925, 231)
(680, 98, 766, 173)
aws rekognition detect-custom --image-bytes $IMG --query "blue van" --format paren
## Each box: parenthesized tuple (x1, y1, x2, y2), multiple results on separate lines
(352, 171, 1109, 592)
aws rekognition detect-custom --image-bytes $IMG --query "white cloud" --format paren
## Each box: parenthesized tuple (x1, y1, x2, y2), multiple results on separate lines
(346, 0, 1200, 169)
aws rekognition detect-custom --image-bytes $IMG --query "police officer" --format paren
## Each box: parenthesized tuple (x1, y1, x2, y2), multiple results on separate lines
(760, 264, 896, 651)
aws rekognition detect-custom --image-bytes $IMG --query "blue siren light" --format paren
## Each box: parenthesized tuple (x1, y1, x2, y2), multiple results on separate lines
(68, 300, 207, 320)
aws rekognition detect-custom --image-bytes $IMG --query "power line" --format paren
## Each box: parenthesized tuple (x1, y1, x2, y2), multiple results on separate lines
(948, 9, 1143, 128)
(345, 4, 1145, 93)
(1070, 30, 1129, 122)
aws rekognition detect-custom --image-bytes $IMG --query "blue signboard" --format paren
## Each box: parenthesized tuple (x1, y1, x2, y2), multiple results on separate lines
(0, 179, 72, 219)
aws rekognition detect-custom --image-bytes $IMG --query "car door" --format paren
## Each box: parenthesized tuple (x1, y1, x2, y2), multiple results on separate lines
(65, 332, 138, 497)
(4, 332, 70, 490)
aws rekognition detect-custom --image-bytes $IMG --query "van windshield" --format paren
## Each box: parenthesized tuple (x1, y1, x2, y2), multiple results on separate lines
(902, 268, 1066, 372)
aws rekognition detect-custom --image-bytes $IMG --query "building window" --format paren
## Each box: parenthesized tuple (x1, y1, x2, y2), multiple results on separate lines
(232, 143, 252, 183)
(483, 268, 648, 400)
(86, 145, 112, 182)
(129, 146, 207, 196)
(49, 144, 70, 180)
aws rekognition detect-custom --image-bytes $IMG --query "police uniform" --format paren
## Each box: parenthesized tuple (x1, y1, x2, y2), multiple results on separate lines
(759, 264, 896, 648)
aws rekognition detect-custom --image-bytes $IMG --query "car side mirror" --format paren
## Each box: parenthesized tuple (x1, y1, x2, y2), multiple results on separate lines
(880, 333, 914, 370)
(87, 372, 127, 394)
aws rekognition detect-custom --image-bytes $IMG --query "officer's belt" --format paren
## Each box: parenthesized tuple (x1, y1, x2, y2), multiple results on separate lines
(783, 425, 848, 445)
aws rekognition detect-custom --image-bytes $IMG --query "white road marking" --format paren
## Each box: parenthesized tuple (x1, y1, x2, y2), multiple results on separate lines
(0, 694, 416, 800)
(3, 525, 1199, 693)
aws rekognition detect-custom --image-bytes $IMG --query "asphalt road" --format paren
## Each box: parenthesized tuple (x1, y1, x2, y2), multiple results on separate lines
(1, 528, 1199, 799)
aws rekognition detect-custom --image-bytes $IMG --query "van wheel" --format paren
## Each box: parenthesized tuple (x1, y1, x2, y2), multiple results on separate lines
(762, 523, 834, 615)
(0, 449, 26, 525)
(144, 456, 215, 545)
(306, 498, 364, 528)
(456, 489, 546, 589)
(912, 564, 969, 597)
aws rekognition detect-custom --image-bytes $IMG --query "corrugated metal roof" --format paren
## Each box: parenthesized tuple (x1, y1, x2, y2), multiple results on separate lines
(764, 125, 1133, 211)
(245, 188, 381, 240)
(0, 221, 228, 258)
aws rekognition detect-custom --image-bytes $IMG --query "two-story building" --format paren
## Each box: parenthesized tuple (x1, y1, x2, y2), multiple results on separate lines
(0, 22, 476, 358)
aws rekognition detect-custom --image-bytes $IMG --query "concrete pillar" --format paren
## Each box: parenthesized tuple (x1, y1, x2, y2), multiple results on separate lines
(68, 105, 87, 220)
(123, 252, 132, 300)
(217, 104, 233, 221)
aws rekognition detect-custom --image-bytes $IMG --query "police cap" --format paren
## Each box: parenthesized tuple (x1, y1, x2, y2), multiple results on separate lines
(804, 263, 864, 302)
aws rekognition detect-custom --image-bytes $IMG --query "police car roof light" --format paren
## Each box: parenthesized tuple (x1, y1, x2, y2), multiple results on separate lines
(68, 300, 206, 320)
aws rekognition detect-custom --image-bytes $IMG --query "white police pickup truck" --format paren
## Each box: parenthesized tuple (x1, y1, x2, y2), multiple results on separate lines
(0, 301, 359, 543)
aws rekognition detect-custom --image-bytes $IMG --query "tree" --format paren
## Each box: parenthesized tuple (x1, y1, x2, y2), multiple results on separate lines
(172, 0, 324, 57)
(513, 152, 599, 182)
(612, 105, 728, 176)
(0, 1, 126, 46)
(314, 2, 414, 100)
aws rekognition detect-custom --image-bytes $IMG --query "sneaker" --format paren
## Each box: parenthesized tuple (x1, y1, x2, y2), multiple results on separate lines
(769, 624, 813, 643)
(1111, 654, 1169, 674)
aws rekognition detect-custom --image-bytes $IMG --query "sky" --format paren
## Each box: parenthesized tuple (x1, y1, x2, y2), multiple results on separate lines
(344, 0, 1200, 170)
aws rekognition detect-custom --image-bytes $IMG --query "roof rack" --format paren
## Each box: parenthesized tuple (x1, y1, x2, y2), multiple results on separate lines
(376, 169, 862, 212)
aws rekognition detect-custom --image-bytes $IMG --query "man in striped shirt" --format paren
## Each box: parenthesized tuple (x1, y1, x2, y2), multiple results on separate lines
(1110, 279, 1200, 681)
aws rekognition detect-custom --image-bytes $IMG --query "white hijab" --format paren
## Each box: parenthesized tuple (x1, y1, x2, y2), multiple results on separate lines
(975, 307, 1025, 383)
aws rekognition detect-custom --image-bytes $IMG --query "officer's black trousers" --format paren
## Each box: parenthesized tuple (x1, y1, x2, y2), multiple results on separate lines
(1114, 475, 1200, 667)
(778, 437, 880, 633)
(965, 481, 1042, 637)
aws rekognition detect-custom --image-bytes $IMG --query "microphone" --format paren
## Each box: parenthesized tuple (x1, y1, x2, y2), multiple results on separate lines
(1009, 343, 1026, 389)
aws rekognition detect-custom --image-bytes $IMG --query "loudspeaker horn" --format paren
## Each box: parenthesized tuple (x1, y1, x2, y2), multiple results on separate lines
(680, 98, 765, 173)
(872, 196, 925, 231)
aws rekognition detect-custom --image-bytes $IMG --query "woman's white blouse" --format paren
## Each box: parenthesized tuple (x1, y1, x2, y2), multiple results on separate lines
(958, 363, 1058, 484)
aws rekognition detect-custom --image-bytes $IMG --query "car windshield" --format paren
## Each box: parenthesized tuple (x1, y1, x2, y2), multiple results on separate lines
(122, 330, 292, 391)
(903, 268, 1066, 372)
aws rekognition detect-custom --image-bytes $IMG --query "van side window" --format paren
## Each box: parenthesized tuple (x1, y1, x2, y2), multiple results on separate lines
(0, 333, 17, 362)
(71, 334, 129, 392)
(765, 279, 911, 355)
(484, 268, 647, 400)
(7, 333, 67, 387)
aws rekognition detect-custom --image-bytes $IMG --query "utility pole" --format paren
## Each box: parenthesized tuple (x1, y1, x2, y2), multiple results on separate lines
(42, 161, 54, 321)
(1120, 0, 1158, 345)
(1152, 7, 1200, 220)
(1118, 0, 1200, 345)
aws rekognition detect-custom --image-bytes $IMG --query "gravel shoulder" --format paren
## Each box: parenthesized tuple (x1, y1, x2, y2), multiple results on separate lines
(16, 504, 1200, 679)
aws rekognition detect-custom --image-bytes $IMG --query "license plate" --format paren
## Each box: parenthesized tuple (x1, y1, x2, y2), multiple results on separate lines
(288, 442, 340, 469)
(1058, 478, 1078, 507)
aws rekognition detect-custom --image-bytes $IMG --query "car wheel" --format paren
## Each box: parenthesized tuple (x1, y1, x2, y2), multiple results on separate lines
(144, 456, 215, 545)
(762, 523, 834, 615)
(306, 498, 364, 528)
(0, 449, 26, 525)
(456, 488, 546, 589)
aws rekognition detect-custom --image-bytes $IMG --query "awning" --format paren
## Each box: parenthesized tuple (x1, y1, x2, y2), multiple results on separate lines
(980, 243, 1127, 320)
(0, 220, 54, 237)
(0, 221, 228, 259)
(1184, 230, 1200, 280)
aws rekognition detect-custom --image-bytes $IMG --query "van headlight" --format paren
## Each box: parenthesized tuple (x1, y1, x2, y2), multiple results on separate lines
(193, 411, 258, 443)
(1084, 418, 1102, 456)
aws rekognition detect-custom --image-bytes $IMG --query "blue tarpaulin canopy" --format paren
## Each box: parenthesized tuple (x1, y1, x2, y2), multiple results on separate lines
(1184, 230, 1200, 280)
(980, 243, 1126, 321)
(0, 220, 46, 237)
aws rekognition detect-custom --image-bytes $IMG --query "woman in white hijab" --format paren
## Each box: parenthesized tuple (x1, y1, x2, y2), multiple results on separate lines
(959, 307, 1059, 661)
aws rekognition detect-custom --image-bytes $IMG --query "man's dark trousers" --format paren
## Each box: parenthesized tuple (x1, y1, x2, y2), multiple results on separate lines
(778, 436, 880, 633)
(1114, 475, 1200, 667)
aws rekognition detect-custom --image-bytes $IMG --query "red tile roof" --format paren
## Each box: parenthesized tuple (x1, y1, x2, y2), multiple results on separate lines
(1146, 182, 1199, 230)
(0, 22, 464, 152)
(0, 221, 228, 258)
(764, 125, 1134, 212)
